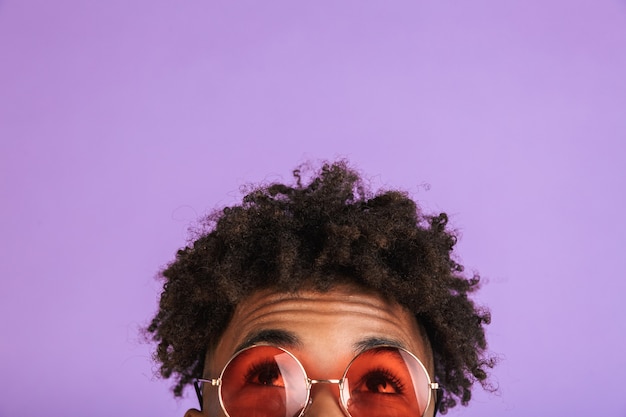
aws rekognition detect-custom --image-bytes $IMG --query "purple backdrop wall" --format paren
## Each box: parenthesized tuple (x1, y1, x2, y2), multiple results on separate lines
(1, 1, 625, 416)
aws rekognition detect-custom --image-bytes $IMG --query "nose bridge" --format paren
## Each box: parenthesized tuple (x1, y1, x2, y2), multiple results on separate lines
(304, 379, 346, 417)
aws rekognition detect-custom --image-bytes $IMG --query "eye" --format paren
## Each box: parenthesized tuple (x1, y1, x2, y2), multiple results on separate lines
(245, 360, 286, 387)
(357, 369, 404, 395)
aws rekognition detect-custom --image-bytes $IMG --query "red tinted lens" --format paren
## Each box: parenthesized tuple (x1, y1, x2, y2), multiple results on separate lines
(220, 346, 308, 417)
(341, 347, 431, 417)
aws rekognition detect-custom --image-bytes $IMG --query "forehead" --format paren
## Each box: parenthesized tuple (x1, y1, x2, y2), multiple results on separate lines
(210, 285, 433, 373)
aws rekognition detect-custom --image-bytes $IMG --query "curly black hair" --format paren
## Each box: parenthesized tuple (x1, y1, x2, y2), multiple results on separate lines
(146, 161, 494, 413)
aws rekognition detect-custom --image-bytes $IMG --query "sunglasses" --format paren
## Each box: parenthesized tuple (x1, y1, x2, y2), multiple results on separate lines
(194, 344, 440, 417)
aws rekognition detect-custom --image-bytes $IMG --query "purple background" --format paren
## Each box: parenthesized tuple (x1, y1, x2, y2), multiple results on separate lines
(1, 1, 625, 416)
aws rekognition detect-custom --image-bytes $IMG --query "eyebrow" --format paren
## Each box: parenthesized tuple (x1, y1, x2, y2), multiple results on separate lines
(234, 329, 302, 352)
(234, 331, 407, 356)
(353, 337, 407, 354)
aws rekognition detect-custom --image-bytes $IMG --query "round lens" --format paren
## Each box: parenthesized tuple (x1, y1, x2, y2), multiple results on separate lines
(219, 346, 309, 417)
(341, 347, 432, 417)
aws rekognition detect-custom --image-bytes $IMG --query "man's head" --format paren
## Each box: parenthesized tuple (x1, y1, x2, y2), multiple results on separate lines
(147, 161, 493, 416)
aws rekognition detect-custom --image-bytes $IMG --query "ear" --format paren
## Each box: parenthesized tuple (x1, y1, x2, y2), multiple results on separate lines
(184, 408, 203, 417)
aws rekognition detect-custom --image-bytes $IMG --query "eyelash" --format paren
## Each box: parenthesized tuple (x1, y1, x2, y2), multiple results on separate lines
(359, 367, 406, 394)
(244, 360, 279, 384)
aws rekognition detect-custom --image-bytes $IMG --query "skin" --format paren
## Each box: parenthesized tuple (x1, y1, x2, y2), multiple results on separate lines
(185, 284, 436, 417)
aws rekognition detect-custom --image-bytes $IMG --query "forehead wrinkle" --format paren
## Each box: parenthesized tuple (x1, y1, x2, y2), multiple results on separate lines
(236, 293, 408, 321)
(238, 307, 415, 337)
(232, 293, 420, 331)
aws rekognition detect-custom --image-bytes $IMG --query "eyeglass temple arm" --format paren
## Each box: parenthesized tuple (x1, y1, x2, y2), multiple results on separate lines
(432, 385, 443, 417)
(194, 379, 220, 411)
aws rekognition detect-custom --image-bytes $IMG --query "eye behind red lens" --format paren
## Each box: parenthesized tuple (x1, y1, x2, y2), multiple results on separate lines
(341, 347, 430, 417)
(220, 346, 309, 417)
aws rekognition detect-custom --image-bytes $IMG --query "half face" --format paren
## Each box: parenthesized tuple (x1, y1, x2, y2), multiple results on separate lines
(187, 284, 436, 417)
